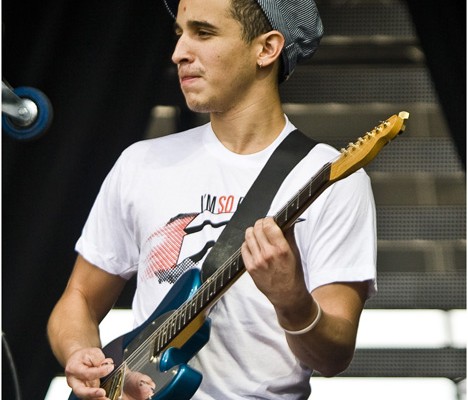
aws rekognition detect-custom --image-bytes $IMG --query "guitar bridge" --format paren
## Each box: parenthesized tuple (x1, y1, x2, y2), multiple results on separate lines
(101, 363, 126, 400)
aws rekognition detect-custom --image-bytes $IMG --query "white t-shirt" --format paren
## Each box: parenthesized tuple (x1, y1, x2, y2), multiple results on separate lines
(76, 117, 377, 399)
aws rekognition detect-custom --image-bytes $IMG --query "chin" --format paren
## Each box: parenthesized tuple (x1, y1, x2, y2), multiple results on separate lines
(185, 100, 216, 114)
(183, 91, 227, 114)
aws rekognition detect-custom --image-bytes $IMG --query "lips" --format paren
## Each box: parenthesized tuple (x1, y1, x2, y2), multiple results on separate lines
(179, 69, 202, 86)
(180, 75, 199, 84)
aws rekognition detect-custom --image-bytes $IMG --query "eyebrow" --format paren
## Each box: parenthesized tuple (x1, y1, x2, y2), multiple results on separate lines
(174, 20, 220, 33)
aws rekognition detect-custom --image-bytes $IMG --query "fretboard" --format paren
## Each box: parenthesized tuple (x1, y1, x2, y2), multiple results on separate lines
(152, 161, 333, 354)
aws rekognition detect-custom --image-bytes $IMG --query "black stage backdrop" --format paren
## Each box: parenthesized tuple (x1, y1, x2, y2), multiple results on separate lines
(1, 1, 465, 399)
(2, 1, 178, 398)
(406, 0, 466, 166)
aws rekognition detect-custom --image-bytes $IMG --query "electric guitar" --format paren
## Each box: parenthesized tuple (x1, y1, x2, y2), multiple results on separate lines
(68, 111, 409, 400)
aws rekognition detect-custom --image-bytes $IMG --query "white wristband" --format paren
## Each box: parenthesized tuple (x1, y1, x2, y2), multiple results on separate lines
(281, 298, 322, 335)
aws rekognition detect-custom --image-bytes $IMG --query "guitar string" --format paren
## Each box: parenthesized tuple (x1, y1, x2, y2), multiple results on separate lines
(115, 165, 334, 379)
(103, 160, 336, 383)
(273, 162, 330, 226)
(104, 121, 391, 387)
(151, 164, 334, 344)
(105, 247, 243, 380)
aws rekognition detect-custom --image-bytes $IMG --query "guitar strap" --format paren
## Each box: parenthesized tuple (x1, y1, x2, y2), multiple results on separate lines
(201, 129, 318, 281)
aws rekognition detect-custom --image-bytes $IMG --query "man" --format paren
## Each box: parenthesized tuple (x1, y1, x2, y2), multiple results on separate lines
(48, 0, 377, 399)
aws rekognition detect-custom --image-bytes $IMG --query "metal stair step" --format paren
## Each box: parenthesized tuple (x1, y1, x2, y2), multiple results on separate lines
(377, 206, 466, 241)
(280, 65, 437, 104)
(377, 239, 466, 273)
(366, 271, 466, 309)
(315, 0, 416, 38)
(284, 103, 449, 139)
(370, 172, 466, 205)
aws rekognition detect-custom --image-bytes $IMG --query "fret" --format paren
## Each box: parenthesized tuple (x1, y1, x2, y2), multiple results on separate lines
(202, 288, 209, 303)
(228, 260, 235, 279)
(169, 318, 176, 338)
(165, 320, 172, 340)
(190, 296, 197, 312)
(215, 270, 223, 291)
(208, 287, 214, 300)
(230, 259, 236, 275)
(228, 260, 234, 276)
(297, 187, 309, 211)
(275, 163, 332, 230)
(208, 277, 215, 298)
(290, 195, 299, 213)
(215, 264, 226, 289)
(188, 301, 194, 319)
(209, 277, 217, 298)
(161, 326, 168, 345)
(234, 253, 241, 271)
(223, 260, 232, 282)
(198, 292, 204, 310)
(199, 290, 205, 307)
(156, 332, 162, 353)
(176, 311, 182, 331)
(276, 209, 286, 227)
(204, 284, 211, 303)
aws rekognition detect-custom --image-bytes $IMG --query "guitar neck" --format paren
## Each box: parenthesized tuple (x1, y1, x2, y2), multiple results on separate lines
(154, 248, 245, 353)
(274, 162, 332, 231)
(154, 111, 409, 355)
(96, 113, 408, 400)
(154, 163, 334, 354)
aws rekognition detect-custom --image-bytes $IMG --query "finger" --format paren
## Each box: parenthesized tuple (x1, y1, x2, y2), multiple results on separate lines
(241, 240, 254, 268)
(284, 225, 301, 260)
(253, 218, 292, 264)
(243, 226, 265, 266)
(67, 375, 109, 399)
(248, 219, 273, 261)
(260, 217, 285, 245)
(124, 371, 156, 399)
(69, 359, 115, 382)
(252, 218, 270, 244)
(244, 226, 259, 250)
(81, 349, 111, 368)
(65, 350, 115, 399)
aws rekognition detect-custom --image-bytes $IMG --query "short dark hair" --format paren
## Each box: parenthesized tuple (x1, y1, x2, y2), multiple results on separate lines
(229, 0, 272, 43)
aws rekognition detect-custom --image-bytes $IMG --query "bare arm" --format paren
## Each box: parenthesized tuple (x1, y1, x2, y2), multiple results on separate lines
(279, 281, 367, 377)
(241, 217, 369, 376)
(47, 255, 127, 398)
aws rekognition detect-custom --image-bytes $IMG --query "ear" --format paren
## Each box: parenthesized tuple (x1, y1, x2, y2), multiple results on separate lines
(256, 30, 285, 68)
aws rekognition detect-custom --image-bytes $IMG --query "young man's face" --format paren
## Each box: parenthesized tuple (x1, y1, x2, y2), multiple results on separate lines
(172, 0, 260, 114)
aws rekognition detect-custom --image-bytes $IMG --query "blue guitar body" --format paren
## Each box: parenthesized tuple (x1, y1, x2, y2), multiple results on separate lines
(68, 268, 211, 400)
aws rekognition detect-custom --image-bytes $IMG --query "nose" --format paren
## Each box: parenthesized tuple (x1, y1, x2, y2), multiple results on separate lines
(171, 34, 192, 66)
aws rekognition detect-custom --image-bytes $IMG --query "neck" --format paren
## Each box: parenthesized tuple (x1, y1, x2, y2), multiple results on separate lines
(209, 90, 286, 154)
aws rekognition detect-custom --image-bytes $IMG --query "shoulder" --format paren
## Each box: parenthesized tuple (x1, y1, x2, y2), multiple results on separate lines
(123, 124, 206, 157)
(310, 142, 340, 162)
(118, 124, 208, 168)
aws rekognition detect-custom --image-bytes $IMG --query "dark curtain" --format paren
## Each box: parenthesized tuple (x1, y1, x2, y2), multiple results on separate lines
(2, 1, 177, 398)
(406, 0, 466, 167)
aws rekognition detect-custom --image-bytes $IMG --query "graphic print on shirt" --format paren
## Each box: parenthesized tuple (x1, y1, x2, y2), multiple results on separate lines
(143, 194, 243, 284)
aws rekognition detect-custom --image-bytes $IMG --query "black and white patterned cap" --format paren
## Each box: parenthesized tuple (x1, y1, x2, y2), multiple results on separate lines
(164, 0, 323, 81)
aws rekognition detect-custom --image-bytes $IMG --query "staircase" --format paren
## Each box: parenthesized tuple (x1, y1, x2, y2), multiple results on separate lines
(278, 0, 466, 398)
